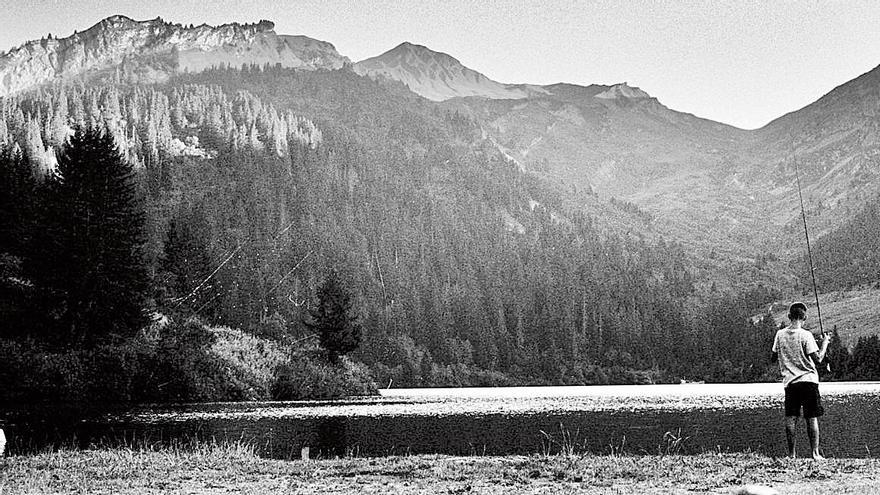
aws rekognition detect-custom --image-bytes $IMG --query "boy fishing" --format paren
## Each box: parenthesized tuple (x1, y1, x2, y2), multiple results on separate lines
(771, 302, 830, 459)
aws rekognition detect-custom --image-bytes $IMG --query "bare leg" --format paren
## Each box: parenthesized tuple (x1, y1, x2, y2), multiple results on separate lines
(785, 416, 798, 458)
(806, 417, 824, 459)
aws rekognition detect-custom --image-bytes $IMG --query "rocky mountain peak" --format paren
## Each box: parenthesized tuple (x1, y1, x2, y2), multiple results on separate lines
(386, 42, 455, 63)
(97, 14, 139, 27)
(353, 41, 528, 101)
(0, 16, 348, 97)
(594, 83, 652, 100)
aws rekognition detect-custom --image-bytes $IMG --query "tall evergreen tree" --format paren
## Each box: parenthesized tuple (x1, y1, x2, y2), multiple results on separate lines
(306, 269, 362, 364)
(40, 126, 150, 346)
(0, 146, 36, 258)
(850, 335, 880, 380)
(0, 146, 39, 337)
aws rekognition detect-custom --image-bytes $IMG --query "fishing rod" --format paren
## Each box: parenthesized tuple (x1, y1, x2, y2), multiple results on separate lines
(793, 160, 824, 336)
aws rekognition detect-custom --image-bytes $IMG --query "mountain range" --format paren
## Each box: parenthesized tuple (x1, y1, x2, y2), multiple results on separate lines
(2, 15, 879, 294)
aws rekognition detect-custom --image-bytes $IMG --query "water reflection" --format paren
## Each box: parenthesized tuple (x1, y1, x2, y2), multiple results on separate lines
(3, 382, 879, 459)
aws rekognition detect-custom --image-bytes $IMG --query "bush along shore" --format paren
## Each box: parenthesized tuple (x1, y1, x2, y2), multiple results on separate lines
(0, 317, 377, 406)
(0, 443, 878, 495)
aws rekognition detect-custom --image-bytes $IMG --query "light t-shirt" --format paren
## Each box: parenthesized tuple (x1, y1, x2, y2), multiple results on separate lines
(772, 327, 820, 387)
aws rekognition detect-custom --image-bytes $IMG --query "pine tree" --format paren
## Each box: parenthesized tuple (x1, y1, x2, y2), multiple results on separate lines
(0, 146, 36, 256)
(0, 147, 39, 337)
(850, 335, 880, 380)
(42, 126, 150, 346)
(306, 269, 362, 364)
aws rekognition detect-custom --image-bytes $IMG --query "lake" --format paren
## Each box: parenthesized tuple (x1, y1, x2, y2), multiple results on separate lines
(3, 382, 879, 459)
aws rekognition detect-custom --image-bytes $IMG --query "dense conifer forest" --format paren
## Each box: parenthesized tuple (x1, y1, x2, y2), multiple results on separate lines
(805, 196, 880, 292)
(2, 65, 876, 403)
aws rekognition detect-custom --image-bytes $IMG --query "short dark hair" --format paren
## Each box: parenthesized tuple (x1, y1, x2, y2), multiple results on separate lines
(788, 302, 807, 321)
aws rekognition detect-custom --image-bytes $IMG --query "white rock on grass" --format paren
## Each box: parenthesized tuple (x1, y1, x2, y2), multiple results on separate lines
(735, 485, 778, 495)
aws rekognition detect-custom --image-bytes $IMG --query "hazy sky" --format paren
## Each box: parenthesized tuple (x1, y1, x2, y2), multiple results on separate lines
(3, 0, 880, 129)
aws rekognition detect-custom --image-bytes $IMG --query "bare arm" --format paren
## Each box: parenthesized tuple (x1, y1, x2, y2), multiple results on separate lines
(810, 335, 831, 366)
(771, 332, 778, 364)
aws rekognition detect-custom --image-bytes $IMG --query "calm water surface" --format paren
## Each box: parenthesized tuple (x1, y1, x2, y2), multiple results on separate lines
(4, 382, 879, 458)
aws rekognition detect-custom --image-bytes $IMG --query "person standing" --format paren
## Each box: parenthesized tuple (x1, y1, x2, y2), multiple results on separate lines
(771, 301, 830, 459)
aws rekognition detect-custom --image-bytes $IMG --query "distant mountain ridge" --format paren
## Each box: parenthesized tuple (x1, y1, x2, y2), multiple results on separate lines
(0, 16, 348, 96)
(353, 42, 547, 101)
(352, 42, 666, 105)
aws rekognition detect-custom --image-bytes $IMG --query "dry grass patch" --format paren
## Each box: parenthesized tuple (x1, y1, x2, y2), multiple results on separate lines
(1, 445, 879, 494)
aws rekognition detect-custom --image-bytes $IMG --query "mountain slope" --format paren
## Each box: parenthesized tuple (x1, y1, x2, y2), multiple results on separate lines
(354, 42, 537, 101)
(442, 82, 766, 289)
(349, 41, 790, 290)
(349, 43, 759, 267)
(0, 16, 348, 96)
(745, 64, 880, 240)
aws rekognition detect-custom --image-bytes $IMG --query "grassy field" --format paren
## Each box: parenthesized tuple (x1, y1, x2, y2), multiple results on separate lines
(1, 444, 878, 494)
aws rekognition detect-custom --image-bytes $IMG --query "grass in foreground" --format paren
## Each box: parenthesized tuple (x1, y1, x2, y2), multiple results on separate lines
(1, 444, 878, 494)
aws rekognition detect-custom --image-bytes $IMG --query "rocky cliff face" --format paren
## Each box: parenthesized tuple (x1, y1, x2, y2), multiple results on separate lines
(0, 16, 349, 96)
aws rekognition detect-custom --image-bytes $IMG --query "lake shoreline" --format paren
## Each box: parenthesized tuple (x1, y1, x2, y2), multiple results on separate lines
(2, 444, 878, 494)
(5, 382, 880, 459)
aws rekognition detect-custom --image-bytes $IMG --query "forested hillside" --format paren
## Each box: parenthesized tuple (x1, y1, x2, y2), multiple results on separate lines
(0, 66, 783, 399)
(803, 194, 880, 292)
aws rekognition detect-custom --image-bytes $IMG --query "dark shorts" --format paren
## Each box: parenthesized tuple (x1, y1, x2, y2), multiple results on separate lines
(784, 382, 824, 418)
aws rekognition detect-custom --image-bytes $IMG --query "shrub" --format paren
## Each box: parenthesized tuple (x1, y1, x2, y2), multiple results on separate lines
(272, 354, 377, 400)
(0, 339, 85, 403)
(0, 340, 141, 404)
(209, 326, 289, 399)
(131, 318, 256, 402)
(0, 317, 378, 406)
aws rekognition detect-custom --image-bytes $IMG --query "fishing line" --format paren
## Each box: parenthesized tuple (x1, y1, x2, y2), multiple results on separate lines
(171, 244, 241, 308)
(267, 250, 313, 295)
(793, 160, 824, 336)
(172, 221, 297, 308)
